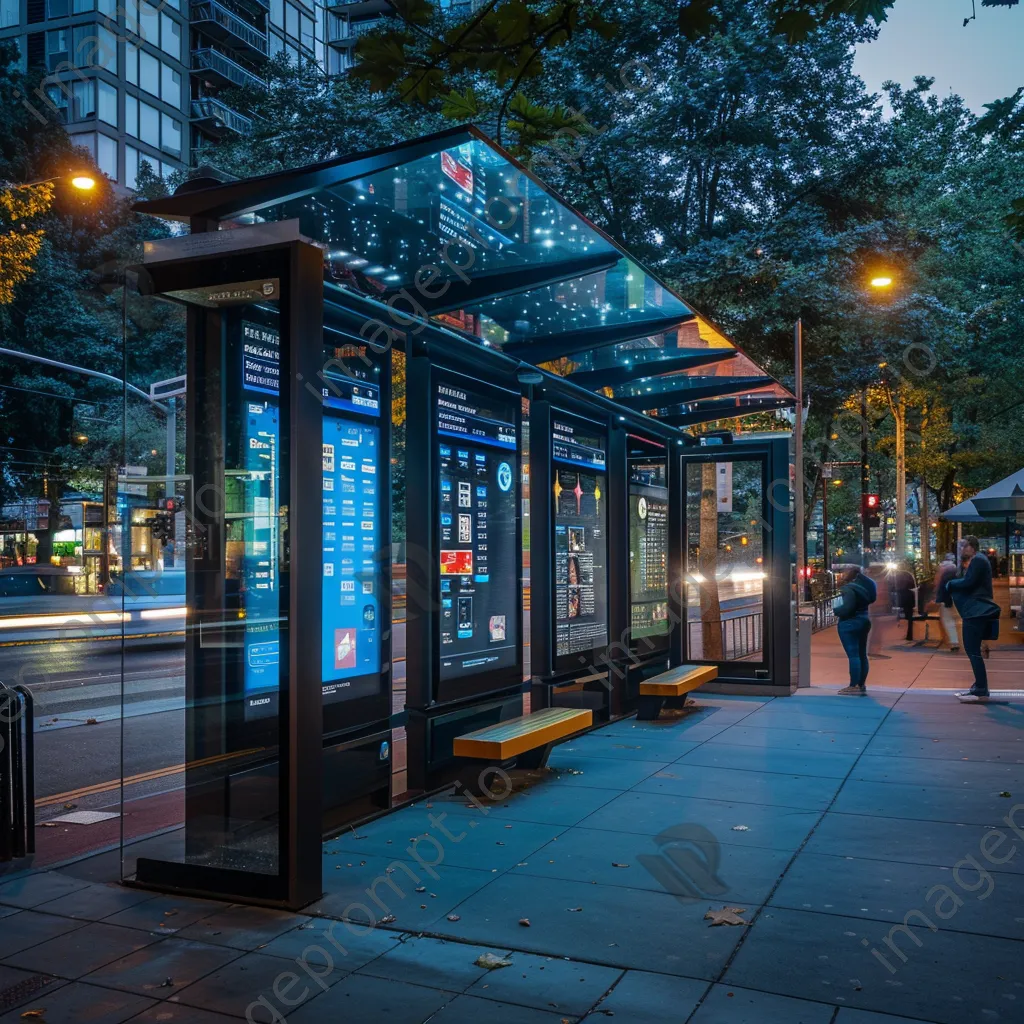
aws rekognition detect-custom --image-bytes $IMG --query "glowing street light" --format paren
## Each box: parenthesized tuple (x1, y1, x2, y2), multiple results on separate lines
(870, 276, 894, 289)
(70, 175, 96, 190)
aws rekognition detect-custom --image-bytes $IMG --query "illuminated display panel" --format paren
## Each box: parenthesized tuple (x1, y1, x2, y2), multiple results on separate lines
(552, 415, 609, 669)
(435, 373, 521, 698)
(628, 453, 670, 653)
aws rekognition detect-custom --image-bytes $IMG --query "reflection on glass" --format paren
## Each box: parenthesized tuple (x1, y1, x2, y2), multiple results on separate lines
(685, 460, 764, 663)
(629, 453, 669, 651)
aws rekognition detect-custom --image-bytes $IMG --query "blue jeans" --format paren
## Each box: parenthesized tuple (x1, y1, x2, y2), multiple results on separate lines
(961, 618, 989, 691)
(838, 617, 871, 687)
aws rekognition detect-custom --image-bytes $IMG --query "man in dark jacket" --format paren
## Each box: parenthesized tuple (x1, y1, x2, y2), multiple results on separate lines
(891, 564, 917, 641)
(947, 535, 1001, 701)
(835, 566, 878, 695)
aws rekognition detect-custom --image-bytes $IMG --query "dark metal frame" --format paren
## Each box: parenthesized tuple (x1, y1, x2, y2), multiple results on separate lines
(130, 241, 324, 909)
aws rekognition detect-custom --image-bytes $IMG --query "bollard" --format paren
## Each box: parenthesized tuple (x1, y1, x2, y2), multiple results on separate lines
(0, 682, 33, 862)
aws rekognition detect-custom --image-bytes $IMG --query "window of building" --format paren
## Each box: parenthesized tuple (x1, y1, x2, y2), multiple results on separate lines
(139, 48, 158, 95)
(70, 130, 96, 158)
(45, 29, 69, 71)
(161, 62, 179, 105)
(125, 93, 137, 136)
(72, 0, 94, 12)
(300, 14, 313, 52)
(139, 99, 159, 147)
(125, 41, 137, 83)
(97, 78, 116, 126)
(159, 13, 179, 60)
(44, 83, 68, 121)
(97, 132, 117, 179)
(160, 112, 181, 157)
(136, 0, 159, 46)
(46, 0, 68, 16)
(285, 2, 297, 39)
(270, 0, 282, 28)
(94, 23, 115, 71)
(286, 42, 297, 65)
(0, 0, 18, 28)
(125, 144, 139, 189)
(70, 77, 95, 119)
(97, 0, 114, 13)
(269, 30, 283, 57)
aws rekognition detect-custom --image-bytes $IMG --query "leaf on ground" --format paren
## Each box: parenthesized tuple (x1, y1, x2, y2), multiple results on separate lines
(379, 914, 396, 924)
(446, 913, 460, 922)
(567, 906, 583, 912)
(1000, 791, 1012, 798)
(519, 918, 530, 927)
(611, 863, 629, 868)
(475, 953, 512, 969)
(731, 825, 750, 832)
(705, 907, 749, 927)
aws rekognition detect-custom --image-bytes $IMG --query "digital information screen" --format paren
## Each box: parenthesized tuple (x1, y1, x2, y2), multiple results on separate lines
(436, 378, 519, 683)
(629, 460, 670, 644)
(552, 417, 609, 664)
(241, 321, 281, 719)
(322, 402, 382, 704)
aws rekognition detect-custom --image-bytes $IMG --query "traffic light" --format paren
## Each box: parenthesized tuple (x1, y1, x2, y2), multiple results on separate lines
(862, 493, 881, 528)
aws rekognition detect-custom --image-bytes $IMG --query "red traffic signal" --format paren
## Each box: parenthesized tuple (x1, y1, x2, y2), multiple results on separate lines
(862, 493, 881, 528)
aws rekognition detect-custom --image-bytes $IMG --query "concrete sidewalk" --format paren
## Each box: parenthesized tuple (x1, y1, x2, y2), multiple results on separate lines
(2, 686, 1024, 1023)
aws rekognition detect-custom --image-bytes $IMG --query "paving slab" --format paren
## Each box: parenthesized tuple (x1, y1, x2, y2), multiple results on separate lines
(284, 971, 454, 1023)
(101, 894, 224, 936)
(554, 733, 702, 762)
(169, 950, 347, 1018)
(465, 949, 621, 1015)
(710, 724, 870, 754)
(422, 872, 750, 979)
(0, 872, 92, 910)
(3, 921, 160, 979)
(770, 851, 1024, 940)
(578, 790, 822, 851)
(175, 905, 311, 950)
(508, 824, 792, 904)
(83, 936, 245, 997)
(849, 753, 1024, 789)
(129, 1006, 243, 1024)
(634, 764, 842, 812)
(257, 916, 400, 970)
(0, 965, 62, 1015)
(30, 883, 158, 922)
(356, 935, 513, 990)
(0, 910, 87, 960)
(314, 852, 497, 927)
(432, 992, 573, 1022)
(429, 781, 622, 827)
(675, 741, 860, 778)
(0, 980, 153, 1023)
(803, 813, 1024, 872)
(862, 734, 1024, 762)
(580, 969, 707, 1023)
(724, 906, 1024, 1023)
(831, 779, 1024, 826)
(689, 983, 836, 1023)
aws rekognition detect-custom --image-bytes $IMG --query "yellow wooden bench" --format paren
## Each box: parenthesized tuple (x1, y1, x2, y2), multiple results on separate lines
(637, 664, 718, 720)
(453, 707, 593, 770)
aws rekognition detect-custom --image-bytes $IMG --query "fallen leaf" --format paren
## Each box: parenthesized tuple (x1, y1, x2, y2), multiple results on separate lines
(731, 825, 750, 832)
(41, 822, 58, 828)
(415, 886, 426, 893)
(475, 953, 512, 970)
(519, 918, 531, 927)
(567, 906, 583, 913)
(20, 1012, 46, 1020)
(379, 914, 396, 924)
(611, 863, 629, 868)
(447, 914, 461, 922)
(1000, 792, 1012, 798)
(62, 803, 77, 810)
(85, 718, 98, 725)
(705, 907, 748, 927)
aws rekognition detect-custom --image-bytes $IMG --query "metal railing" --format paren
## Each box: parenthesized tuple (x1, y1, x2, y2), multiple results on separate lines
(1, 681, 34, 862)
(191, 0, 269, 57)
(687, 612, 764, 662)
(191, 96, 253, 134)
(191, 48, 267, 91)
(810, 596, 836, 632)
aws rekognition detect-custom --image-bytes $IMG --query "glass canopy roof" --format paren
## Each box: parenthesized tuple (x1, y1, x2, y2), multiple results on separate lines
(135, 126, 789, 426)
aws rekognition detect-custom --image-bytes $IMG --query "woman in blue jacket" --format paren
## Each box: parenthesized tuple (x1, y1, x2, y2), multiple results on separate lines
(835, 566, 877, 695)
(947, 535, 1001, 701)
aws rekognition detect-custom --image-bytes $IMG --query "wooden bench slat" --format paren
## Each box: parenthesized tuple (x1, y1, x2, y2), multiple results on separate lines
(639, 664, 718, 697)
(453, 708, 592, 760)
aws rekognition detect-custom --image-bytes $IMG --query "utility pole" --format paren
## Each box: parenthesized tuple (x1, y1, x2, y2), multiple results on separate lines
(794, 320, 805, 601)
(860, 388, 870, 563)
(894, 391, 907, 561)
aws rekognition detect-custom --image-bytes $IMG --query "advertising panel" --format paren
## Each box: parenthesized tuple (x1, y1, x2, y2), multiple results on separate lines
(552, 416, 609, 668)
(435, 375, 520, 694)
(629, 458, 670, 649)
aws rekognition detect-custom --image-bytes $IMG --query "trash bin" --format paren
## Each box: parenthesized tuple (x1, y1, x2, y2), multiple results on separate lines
(796, 612, 814, 688)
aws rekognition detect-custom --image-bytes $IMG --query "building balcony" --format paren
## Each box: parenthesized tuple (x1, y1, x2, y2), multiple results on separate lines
(191, 96, 253, 136)
(327, 16, 382, 47)
(191, 48, 267, 91)
(191, 0, 269, 59)
(324, 0, 389, 12)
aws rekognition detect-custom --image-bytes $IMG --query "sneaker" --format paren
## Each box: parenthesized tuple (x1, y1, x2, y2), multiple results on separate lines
(956, 688, 990, 702)
(949, 645, 960, 653)
(838, 685, 867, 695)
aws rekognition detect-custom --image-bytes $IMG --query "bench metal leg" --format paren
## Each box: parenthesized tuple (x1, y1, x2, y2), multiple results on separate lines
(516, 742, 556, 771)
(636, 695, 666, 721)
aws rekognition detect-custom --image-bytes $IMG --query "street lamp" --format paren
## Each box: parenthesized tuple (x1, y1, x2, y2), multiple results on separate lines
(3, 172, 98, 191)
(870, 276, 893, 289)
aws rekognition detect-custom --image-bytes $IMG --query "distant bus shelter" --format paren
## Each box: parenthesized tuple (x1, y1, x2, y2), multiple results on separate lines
(129, 126, 795, 907)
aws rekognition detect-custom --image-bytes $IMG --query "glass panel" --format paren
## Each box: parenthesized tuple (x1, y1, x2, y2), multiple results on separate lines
(122, 272, 288, 882)
(98, 78, 117, 125)
(125, 42, 138, 84)
(160, 13, 180, 59)
(161, 62, 180, 105)
(685, 459, 765, 662)
(97, 132, 117, 178)
(139, 100, 159, 147)
(161, 112, 181, 157)
(139, 48, 159, 95)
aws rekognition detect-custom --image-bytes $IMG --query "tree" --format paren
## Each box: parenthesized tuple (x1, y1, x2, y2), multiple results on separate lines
(0, 183, 53, 304)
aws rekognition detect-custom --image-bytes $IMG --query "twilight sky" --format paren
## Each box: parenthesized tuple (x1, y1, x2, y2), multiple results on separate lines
(853, 0, 1023, 113)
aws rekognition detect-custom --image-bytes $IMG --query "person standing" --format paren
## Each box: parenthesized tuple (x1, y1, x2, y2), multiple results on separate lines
(835, 565, 877, 695)
(947, 535, 1001, 701)
(892, 563, 917, 642)
(934, 552, 960, 653)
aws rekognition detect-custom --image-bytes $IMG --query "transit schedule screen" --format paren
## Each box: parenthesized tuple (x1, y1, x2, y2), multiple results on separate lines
(436, 378, 519, 681)
(629, 460, 670, 643)
(552, 417, 608, 665)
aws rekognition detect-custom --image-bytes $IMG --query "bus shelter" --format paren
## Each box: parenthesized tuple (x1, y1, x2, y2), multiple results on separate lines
(128, 125, 794, 907)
